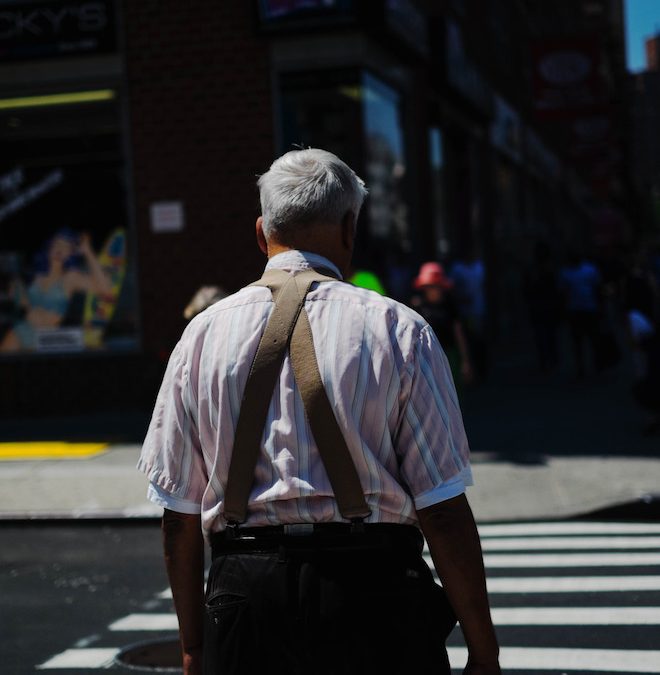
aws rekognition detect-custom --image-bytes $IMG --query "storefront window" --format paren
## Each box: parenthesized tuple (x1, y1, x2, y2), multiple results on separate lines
(429, 127, 449, 258)
(279, 69, 410, 296)
(280, 69, 363, 173)
(0, 89, 138, 355)
(362, 73, 409, 256)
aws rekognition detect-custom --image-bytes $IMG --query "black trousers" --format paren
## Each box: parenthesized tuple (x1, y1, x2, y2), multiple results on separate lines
(204, 525, 454, 675)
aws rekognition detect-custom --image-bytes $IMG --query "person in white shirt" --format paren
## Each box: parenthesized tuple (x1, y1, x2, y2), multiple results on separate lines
(138, 148, 500, 675)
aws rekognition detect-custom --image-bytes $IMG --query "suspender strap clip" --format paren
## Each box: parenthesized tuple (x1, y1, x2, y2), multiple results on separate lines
(225, 521, 240, 540)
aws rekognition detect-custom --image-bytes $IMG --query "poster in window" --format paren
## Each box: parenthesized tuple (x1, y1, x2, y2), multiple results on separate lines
(0, 161, 138, 355)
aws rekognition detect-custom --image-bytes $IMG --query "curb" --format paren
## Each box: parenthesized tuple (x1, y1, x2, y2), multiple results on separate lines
(3, 495, 660, 525)
(0, 508, 162, 525)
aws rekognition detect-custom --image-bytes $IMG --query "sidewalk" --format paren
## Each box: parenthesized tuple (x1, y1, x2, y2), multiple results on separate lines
(1, 339, 658, 522)
(461, 336, 660, 521)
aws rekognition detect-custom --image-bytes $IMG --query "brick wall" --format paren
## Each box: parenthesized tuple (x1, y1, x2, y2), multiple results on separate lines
(0, 2, 275, 420)
(124, 0, 274, 356)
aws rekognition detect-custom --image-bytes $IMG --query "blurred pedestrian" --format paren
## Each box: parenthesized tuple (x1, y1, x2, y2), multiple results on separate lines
(524, 241, 561, 374)
(622, 246, 659, 330)
(411, 261, 474, 393)
(628, 309, 660, 435)
(384, 248, 415, 303)
(348, 266, 386, 295)
(138, 149, 500, 675)
(558, 248, 606, 377)
(449, 250, 488, 381)
(623, 247, 660, 434)
(183, 285, 227, 321)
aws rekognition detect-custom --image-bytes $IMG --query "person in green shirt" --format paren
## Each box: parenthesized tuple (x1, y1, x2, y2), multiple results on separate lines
(348, 267, 386, 295)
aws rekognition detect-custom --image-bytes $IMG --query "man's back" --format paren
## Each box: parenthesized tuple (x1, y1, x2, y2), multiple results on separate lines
(138, 149, 499, 675)
(139, 251, 471, 535)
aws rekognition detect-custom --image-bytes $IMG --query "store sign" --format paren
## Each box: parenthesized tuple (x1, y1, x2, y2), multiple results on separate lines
(539, 51, 591, 85)
(0, 0, 116, 62)
(531, 38, 602, 119)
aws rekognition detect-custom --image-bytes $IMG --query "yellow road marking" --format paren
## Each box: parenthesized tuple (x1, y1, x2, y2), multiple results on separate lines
(0, 442, 109, 461)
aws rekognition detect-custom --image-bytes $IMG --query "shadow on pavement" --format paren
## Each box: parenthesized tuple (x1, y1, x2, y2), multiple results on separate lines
(574, 493, 660, 521)
(0, 409, 151, 444)
(460, 336, 660, 463)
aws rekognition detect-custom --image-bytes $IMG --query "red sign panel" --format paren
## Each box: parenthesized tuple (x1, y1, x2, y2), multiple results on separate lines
(531, 38, 603, 119)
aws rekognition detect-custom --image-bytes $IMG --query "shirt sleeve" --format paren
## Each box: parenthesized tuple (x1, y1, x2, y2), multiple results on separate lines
(396, 324, 473, 509)
(136, 333, 208, 514)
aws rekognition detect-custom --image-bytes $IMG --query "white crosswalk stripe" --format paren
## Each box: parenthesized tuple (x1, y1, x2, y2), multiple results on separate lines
(482, 535, 660, 550)
(37, 520, 660, 672)
(37, 649, 118, 670)
(109, 613, 179, 631)
(458, 521, 660, 672)
(478, 522, 660, 536)
(483, 551, 660, 567)
(424, 549, 660, 568)
(486, 574, 660, 593)
(447, 647, 660, 673)
(491, 606, 660, 625)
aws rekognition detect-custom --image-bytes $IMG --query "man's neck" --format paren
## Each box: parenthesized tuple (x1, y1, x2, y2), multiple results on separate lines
(267, 243, 348, 277)
(266, 241, 293, 259)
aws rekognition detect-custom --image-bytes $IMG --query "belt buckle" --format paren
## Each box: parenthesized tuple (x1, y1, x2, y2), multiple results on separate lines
(225, 521, 240, 540)
(283, 523, 314, 536)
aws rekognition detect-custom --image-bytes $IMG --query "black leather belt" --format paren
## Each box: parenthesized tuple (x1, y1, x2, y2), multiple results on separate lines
(210, 522, 423, 557)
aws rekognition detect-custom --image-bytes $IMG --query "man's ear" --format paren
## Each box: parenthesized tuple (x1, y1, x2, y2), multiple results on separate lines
(256, 216, 268, 255)
(341, 211, 356, 250)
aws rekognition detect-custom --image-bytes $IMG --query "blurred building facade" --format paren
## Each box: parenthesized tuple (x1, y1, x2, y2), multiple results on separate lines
(0, 0, 633, 417)
(630, 33, 660, 236)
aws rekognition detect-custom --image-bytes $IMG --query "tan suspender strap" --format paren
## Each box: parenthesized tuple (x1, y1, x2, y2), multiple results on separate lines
(223, 270, 310, 524)
(289, 273, 372, 520)
(222, 268, 371, 524)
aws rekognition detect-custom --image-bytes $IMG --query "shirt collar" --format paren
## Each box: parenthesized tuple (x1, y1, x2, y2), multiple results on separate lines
(265, 250, 343, 280)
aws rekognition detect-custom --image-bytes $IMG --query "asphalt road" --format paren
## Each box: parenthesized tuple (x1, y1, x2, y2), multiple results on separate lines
(1, 520, 173, 675)
(3, 519, 660, 674)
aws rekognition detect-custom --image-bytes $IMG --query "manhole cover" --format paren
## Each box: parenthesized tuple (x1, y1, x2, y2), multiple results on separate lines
(115, 638, 182, 672)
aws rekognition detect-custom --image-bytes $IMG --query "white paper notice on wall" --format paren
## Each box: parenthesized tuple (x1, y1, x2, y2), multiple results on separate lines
(150, 201, 185, 233)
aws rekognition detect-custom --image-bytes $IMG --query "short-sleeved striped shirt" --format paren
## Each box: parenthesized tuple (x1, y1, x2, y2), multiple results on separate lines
(138, 250, 473, 535)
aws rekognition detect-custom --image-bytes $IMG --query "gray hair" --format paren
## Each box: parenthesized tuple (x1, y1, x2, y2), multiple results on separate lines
(257, 148, 367, 242)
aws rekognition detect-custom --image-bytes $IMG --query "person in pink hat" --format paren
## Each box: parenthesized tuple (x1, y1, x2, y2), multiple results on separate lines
(411, 262, 474, 391)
